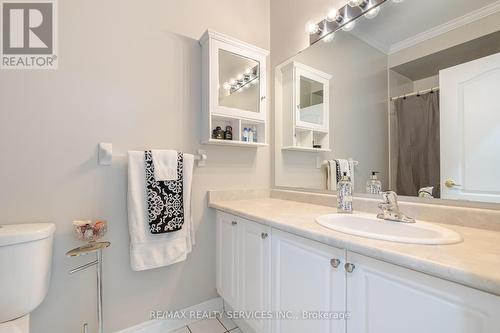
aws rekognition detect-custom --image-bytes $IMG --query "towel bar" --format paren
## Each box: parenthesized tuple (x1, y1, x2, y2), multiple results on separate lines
(97, 143, 207, 167)
(316, 157, 360, 169)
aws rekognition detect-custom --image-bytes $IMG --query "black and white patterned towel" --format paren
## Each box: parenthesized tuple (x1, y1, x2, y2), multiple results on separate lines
(145, 150, 184, 234)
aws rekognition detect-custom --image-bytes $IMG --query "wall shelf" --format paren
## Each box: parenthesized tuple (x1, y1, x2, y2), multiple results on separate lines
(203, 139, 268, 148)
(282, 146, 331, 153)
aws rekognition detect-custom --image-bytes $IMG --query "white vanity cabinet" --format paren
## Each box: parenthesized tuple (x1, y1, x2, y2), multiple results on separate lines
(216, 212, 272, 333)
(271, 229, 346, 333)
(345, 252, 500, 333)
(216, 211, 500, 333)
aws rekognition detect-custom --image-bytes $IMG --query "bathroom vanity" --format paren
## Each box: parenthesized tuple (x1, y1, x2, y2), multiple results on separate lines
(210, 190, 500, 333)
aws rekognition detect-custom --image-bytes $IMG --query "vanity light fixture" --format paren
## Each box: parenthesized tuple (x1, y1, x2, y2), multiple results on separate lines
(305, 22, 321, 35)
(347, 0, 363, 7)
(323, 32, 335, 43)
(223, 65, 259, 95)
(307, 0, 394, 44)
(342, 21, 356, 31)
(364, 5, 380, 18)
(326, 8, 343, 23)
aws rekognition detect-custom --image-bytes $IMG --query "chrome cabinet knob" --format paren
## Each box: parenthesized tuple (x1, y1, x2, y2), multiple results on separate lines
(261, 232, 268, 239)
(330, 258, 341, 268)
(345, 263, 355, 273)
(231, 221, 237, 226)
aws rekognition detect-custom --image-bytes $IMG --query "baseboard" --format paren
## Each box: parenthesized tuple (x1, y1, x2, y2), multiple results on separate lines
(115, 297, 223, 333)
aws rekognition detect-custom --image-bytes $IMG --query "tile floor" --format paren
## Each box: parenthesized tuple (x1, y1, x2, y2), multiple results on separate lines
(171, 316, 240, 333)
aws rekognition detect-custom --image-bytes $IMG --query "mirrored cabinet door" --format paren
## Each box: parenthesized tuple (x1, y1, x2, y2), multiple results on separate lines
(218, 49, 261, 115)
(201, 30, 269, 147)
(295, 66, 330, 131)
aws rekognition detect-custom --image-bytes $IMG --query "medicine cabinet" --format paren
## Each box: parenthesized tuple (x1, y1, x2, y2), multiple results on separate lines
(280, 62, 331, 152)
(200, 30, 269, 147)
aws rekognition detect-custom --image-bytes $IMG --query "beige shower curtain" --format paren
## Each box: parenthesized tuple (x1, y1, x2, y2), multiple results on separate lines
(392, 91, 440, 197)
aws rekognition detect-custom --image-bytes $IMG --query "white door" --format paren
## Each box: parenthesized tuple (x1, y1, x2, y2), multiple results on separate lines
(346, 252, 500, 333)
(239, 218, 272, 333)
(216, 211, 239, 309)
(271, 229, 346, 333)
(440, 52, 500, 202)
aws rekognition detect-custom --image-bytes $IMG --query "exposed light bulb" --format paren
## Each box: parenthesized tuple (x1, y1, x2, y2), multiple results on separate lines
(229, 79, 236, 85)
(342, 21, 356, 31)
(305, 22, 320, 34)
(245, 68, 252, 75)
(323, 32, 335, 43)
(326, 8, 339, 22)
(347, 0, 362, 7)
(364, 6, 380, 19)
(223, 82, 231, 90)
(237, 74, 243, 81)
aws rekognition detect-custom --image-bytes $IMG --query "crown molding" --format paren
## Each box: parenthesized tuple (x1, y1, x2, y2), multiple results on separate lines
(388, 0, 500, 55)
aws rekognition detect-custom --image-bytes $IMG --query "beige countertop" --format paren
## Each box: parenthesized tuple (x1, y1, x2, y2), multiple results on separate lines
(209, 195, 500, 297)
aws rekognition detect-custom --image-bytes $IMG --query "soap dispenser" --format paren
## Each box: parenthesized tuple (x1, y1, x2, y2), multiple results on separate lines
(337, 172, 353, 214)
(366, 171, 382, 194)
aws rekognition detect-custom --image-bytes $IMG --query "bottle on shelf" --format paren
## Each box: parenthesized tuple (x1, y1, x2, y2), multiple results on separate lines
(242, 127, 249, 142)
(252, 125, 258, 143)
(224, 125, 233, 140)
(248, 127, 254, 142)
(337, 172, 353, 214)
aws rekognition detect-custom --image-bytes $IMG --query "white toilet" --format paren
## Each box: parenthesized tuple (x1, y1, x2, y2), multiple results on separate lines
(0, 223, 56, 333)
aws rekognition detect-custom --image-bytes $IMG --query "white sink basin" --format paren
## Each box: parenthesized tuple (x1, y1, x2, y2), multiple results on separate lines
(316, 213, 462, 245)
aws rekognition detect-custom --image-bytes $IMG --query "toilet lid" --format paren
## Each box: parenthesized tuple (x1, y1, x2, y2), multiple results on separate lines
(0, 223, 55, 247)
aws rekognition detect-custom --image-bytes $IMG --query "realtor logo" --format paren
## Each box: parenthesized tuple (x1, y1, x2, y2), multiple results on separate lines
(1, 0, 57, 69)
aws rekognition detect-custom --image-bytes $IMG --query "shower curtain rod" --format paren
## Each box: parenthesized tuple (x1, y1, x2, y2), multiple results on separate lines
(390, 86, 440, 101)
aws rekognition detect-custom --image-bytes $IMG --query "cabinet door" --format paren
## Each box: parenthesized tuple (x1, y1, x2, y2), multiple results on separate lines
(346, 252, 500, 333)
(295, 65, 330, 132)
(216, 212, 239, 309)
(239, 218, 272, 333)
(271, 229, 346, 333)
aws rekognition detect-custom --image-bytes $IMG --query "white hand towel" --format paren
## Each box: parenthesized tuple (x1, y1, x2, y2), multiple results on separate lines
(327, 160, 337, 191)
(127, 151, 195, 271)
(337, 159, 351, 180)
(151, 150, 178, 181)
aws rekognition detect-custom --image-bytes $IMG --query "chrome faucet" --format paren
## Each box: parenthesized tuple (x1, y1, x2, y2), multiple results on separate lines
(377, 191, 416, 223)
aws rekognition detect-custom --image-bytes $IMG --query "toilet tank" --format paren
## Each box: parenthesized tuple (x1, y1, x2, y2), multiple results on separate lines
(0, 223, 56, 323)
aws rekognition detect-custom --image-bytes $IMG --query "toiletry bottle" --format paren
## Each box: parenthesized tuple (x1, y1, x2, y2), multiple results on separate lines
(366, 171, 382, 194)
(248, 127, 254, 142)
(215, 126, 224, 140)
(224, 125, 233, 140)
(252, 125, 258, 143)
(337, 172, 353, 213)
(242, 127, 249, 142)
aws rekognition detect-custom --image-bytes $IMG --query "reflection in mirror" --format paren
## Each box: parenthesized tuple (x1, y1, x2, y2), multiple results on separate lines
(218, 49, 260, 113)
(275, 0, 500, 204)
(300, 76, 324, 125)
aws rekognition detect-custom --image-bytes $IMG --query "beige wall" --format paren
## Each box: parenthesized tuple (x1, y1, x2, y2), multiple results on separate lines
(0, 0, 270, 332)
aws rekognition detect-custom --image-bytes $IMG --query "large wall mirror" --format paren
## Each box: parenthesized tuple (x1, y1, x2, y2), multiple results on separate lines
(274, 0, 500, 205)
